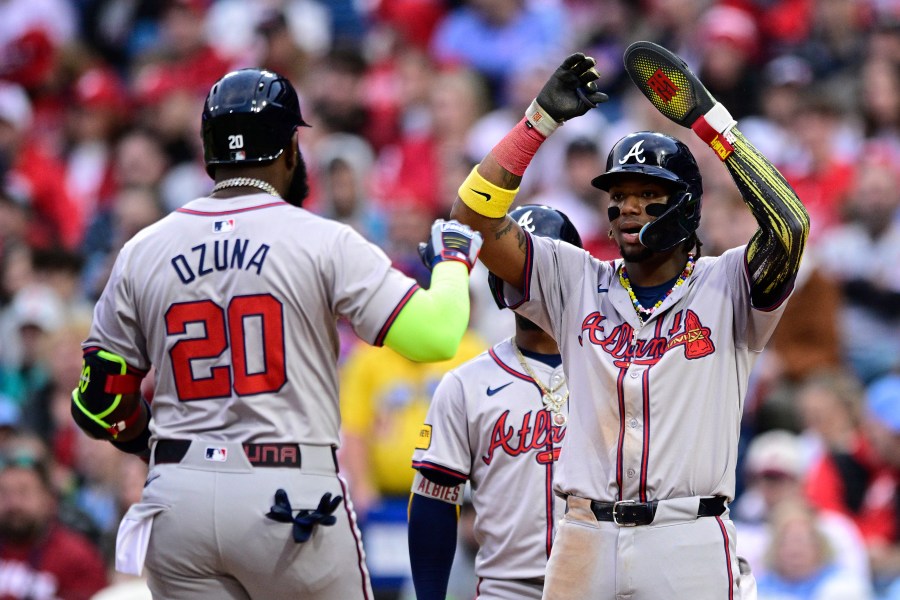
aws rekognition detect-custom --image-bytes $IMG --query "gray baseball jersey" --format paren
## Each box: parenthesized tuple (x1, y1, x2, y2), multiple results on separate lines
(496, 236, 788, 503)
(92, 193, 425, 599)
(411, 338, 567, 582)
(86, 193, 418, 447)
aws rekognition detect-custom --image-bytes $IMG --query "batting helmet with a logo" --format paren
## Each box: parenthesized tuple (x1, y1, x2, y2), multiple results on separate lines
(202, 69, 310, 177)
(591, 131, 702, 252)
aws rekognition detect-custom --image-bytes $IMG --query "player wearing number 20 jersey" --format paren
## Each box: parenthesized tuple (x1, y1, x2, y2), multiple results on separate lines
(73, 68, 481, 600)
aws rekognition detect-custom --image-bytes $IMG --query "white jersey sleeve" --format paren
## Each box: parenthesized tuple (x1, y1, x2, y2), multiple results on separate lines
(87, 238, 152, 371)
(411, 371, 471, 482)
(329, 224, 420, 345)
(721, 245, 786, 352)
(492, 234, 593, 342)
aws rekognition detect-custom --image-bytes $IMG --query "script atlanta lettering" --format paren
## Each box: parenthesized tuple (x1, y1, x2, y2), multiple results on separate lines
(578, 308, 715, 363)
(482, 409, 565, 465)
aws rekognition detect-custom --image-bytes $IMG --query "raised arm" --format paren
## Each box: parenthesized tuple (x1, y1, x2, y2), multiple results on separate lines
(720, 129, 809, 307)
(384, 220, 482, 362)
(449, 53, 608, 291)
(623, 42, 809, 307)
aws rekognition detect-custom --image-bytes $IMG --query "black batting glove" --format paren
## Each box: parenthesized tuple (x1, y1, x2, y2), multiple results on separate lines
(533, 53, 609, 127)
(418, 219, 483, 272)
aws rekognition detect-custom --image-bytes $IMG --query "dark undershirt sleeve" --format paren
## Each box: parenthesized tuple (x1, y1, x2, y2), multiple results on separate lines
(408, 493, 459, 600)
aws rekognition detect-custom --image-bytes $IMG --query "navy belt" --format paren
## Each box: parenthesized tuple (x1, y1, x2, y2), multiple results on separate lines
(590, 496, 726, 526)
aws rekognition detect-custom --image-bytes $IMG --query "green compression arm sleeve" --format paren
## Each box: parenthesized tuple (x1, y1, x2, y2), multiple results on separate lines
(383, 261, 470, 362)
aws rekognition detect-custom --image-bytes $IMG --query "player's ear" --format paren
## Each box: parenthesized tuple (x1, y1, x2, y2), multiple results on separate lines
(285, 129, 301, 171)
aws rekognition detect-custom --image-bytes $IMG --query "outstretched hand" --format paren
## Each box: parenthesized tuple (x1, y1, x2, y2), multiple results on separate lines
(418, 219, 483, 272)
(536, 53, 609, 124)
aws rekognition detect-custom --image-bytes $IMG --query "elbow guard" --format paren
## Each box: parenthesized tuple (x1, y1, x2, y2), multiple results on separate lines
(71, 349, 146, 440)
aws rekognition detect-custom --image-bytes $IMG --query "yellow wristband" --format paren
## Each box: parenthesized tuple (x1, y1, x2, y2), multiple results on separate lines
(458, 166, 518, 218)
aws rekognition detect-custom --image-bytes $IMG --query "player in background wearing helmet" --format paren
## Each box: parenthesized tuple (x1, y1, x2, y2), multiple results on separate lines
(68, 68, 483, 600)
(448, 44, 809, 599)
(408, 205, 582, 600)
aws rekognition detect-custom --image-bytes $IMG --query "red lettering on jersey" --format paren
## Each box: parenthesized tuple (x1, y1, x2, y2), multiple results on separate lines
(668, 311, 683, 336)
(482, 410, 565, 465)
(579, 312, 606, 346)
(536, 448, 561, 464)
(579, 309, 715, 363)
(601, 323, 637, 358)
(531, 410, 552, 447)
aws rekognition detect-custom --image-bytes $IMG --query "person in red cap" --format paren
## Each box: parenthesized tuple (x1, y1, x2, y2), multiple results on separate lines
(64, 68, 131, 216)
(0, 82, 85, 251)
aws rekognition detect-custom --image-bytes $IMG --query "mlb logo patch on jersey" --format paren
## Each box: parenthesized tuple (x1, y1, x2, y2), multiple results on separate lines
(213, 219, 235, 233)
(205, 446, 228, 462)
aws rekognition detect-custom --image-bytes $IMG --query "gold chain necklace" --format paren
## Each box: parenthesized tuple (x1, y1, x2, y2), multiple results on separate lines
(212, 177, 281, 198)
(511, 338, 568, 426)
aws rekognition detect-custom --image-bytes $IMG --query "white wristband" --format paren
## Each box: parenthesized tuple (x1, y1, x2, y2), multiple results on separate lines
(525, 99, 560, 138)
(704, 102, 737, 136)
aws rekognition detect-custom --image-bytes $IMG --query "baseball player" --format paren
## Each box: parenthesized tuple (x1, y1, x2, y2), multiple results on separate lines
(408, 205, 582, 600)
(68, 68, 482, 600)
(448, 44, 810, 599)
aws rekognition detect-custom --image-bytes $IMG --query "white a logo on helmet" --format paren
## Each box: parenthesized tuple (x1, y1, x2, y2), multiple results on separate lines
(517, 210, 536, 232)
(619, 140, 646, 164)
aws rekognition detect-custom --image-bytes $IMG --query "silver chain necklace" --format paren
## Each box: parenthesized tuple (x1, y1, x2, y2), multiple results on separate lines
(511, 337, 568, 426)
(211, 177, 281, 198)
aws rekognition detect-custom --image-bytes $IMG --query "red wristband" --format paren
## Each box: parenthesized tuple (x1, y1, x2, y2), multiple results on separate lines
(492, 118, 547, 176)
(690, 115, 734, 161)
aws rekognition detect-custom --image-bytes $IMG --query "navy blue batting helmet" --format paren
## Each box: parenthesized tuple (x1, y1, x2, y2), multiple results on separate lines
(202, 69, 310, 177)
(591, 131, 702, 252)
(488, 205, 583, 309)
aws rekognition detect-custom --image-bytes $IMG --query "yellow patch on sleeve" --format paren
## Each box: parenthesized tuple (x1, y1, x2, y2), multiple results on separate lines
(416, 424, 432, 450)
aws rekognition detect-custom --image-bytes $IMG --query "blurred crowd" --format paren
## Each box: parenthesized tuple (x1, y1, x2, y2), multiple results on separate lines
(0, 0, 898, 598)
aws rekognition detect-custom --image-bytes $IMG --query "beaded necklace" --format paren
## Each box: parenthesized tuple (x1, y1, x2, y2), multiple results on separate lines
(619, 254, 695, 327)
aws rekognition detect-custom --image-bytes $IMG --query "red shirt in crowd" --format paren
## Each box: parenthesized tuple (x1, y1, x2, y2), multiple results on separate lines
(805, 434, 899, 544)
(9, 143, 85, 251)
(0, 522, 107, 600)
